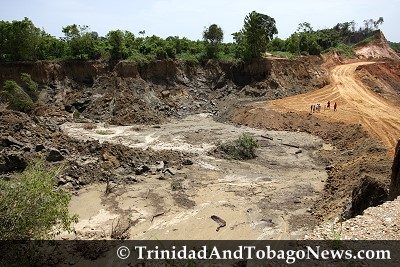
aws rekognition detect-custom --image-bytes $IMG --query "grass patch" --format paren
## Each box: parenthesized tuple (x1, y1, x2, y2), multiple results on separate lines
(126, 53, 155, 64)
(217, 52, 242, 64)
(217, 133, 259, 160)
(95, 129, 114, 135)
(324, 43, 355, 58)
(354, 35, 374, 47)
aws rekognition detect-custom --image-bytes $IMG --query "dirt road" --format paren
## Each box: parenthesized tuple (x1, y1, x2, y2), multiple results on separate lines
(269, 62, 400, 155)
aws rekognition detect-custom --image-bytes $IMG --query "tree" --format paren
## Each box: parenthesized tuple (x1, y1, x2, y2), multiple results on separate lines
(37, 31, 67, 60)
(234, 11, 278, 59)
(0, 18, 41, 61)
(62, 24, 100, 60)
(0, 158, 78, 240)
(203, 24, 224, 59)
(107, 30, 127, 60)
(297, 22, 313, 33)
(267, 37, 286, 51)
(373, 17, 384, 29)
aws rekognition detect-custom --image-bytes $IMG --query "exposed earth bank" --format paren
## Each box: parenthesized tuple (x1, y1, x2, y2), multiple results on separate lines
(1, 44, 400, 240)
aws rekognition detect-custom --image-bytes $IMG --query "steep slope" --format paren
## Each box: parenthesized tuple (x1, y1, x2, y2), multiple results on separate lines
(0, 58, 328, 125)
(353, 30, 400, 61)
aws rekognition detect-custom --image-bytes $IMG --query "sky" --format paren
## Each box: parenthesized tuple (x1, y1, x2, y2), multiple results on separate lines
(1, 0, 399, 42)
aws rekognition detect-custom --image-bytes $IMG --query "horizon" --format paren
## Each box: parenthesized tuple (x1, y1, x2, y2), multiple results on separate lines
(0, 0, 399, 43)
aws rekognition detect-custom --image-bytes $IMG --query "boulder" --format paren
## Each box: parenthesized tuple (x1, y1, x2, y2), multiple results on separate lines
(46, 148, 64, 162)
(1, 136, 24, 148)
(182, 158, 193, 166)
(35, 144, 45, 152)
(1, 152, 28, 173)
(343, 175, 387, 219)
(135, 165, 150, 175)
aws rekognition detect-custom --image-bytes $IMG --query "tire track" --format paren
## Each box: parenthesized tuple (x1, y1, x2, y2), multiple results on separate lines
(269, 62, 400, 155)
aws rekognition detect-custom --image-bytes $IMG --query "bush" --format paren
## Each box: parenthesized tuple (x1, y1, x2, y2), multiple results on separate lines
(20, 73, 39, 101)
(218, 133, 259, 160)
(176, 52, 200, 66)
(73, 110, 81, 120)
(1, 80, 34, 113)
(126, 52, 154, 64)
(0, 158, 78, 240)
(325, 43, 355, 58)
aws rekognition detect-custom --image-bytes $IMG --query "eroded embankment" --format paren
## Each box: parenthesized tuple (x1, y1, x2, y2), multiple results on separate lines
(231, 104, 392, 221)
(60, 114, 328, 240)
(0, 57, 328, 126)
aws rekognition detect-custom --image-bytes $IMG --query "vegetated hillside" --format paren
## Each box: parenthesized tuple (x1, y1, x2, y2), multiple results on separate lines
(0, 57, 328, 125)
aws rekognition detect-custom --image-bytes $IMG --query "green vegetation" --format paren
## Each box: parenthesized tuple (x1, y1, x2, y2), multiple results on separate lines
(268, 17, 386, 57)
(389, 41, 400, 52)
(0, 73, 38, 113)
(326, 43, 355, 58)
(218, 133, 259, 160)
(233, 11, 278, 59)
(0, 158, 78, 240)
(331, 216, 343, 241)
(95, 129, 114, 135)
(0, 16, 389, 63)
(203, 24, 224, 59)
(72, 110, 81, 120)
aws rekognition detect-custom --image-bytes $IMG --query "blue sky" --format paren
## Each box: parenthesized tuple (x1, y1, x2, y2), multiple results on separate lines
(1, 0, 399, 42)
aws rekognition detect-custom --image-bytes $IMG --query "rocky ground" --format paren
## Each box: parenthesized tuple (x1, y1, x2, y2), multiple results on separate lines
(59, 114, 328, 240)
(1, 48, 400, 241)
(307, 196, 400, 240)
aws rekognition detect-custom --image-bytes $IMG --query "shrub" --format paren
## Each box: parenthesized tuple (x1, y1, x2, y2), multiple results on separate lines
(218, 133, 259, 160)
(325, 43, 355, 58)
(176, 52, 200, 66)
(20, 73, 39, 101)
(126, 52, 154, 64)
(0, 158, 78, 240)
(73, 110, 81, 120)
(1, 80, 34, 113)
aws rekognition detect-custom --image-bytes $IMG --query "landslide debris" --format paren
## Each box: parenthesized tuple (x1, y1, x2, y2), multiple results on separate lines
(0, 107, 190, 191)
(0, 57, 328, 127)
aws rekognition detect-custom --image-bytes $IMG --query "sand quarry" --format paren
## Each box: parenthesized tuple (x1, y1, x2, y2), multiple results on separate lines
(61, 113, 329, 240)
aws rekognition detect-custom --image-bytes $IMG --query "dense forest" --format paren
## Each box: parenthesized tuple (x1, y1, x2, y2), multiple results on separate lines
(0, 12, 395, 63)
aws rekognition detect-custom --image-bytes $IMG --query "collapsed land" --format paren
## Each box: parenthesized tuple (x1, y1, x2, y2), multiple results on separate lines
(1, 27, 400, 243)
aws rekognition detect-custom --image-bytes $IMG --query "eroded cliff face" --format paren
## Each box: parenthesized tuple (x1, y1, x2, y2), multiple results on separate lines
(0, 57, 328, 125)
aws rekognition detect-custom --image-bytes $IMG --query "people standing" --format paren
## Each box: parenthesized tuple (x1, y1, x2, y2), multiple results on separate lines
(334, 102, 337, 111)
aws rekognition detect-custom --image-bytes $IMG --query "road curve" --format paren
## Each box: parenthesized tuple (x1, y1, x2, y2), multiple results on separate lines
(269, 62, 400, 155)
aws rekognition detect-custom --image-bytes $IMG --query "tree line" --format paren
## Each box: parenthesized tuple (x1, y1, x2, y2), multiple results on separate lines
(0, 14, 386, 63)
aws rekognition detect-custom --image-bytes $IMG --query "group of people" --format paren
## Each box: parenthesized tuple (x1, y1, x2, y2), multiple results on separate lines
(311, 100, 337, 113)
